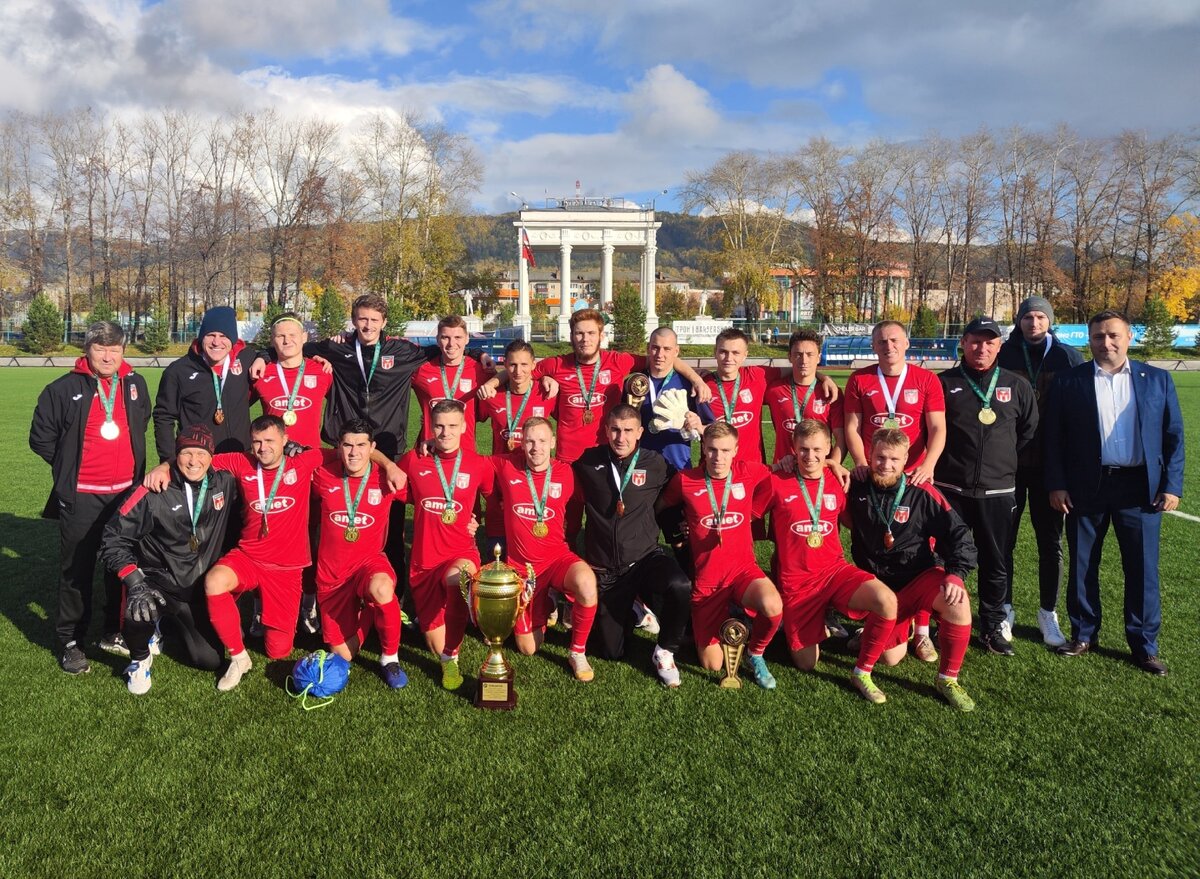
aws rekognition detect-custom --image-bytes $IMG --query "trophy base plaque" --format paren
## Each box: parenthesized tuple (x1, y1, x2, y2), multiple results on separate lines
(475, 674, 518, 710)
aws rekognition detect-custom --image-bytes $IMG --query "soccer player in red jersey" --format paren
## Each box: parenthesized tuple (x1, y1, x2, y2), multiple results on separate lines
(412, 315, 495, 444)
(492, 416, 599, 681)
(842, 429, 979, 711)
(250, 312, 332, 450)
(312, 419, 409, 689)
(842, 320, 948, 660)
(475, 340, 554, 547)
(397, 400, 494, 690)
(660, 421, 784, 689)
(764, 330, 846, 464)
(762, 419, 898, 701)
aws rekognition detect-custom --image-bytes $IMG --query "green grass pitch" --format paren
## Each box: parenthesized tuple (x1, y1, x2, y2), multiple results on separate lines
(1, 367, 1197, 878)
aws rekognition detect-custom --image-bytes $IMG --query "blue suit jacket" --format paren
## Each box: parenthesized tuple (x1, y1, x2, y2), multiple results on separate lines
(1043, 360, 1185, 507)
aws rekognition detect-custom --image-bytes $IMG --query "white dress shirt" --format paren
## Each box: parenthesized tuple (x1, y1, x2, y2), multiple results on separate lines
(1094, 360, 1143, 467)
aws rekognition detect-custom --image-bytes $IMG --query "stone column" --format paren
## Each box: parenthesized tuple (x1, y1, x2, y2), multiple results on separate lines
(642, 244, 658, 338)
(516, 228, 531, 341)
(556, 240, 572, 341)
(600, 243, 614, 308)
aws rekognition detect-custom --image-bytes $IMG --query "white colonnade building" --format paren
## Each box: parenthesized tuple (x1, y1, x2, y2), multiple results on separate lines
(513, 199, 661, 341)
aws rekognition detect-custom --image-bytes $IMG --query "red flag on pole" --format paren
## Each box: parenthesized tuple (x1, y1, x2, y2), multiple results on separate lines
(521, 228, 536, 267)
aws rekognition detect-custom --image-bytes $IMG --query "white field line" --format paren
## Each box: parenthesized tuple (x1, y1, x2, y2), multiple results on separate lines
(1166, 509, 1200, 523)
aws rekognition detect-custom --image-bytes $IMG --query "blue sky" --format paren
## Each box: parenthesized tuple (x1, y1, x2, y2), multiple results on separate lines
(1, 0, 1197, 212)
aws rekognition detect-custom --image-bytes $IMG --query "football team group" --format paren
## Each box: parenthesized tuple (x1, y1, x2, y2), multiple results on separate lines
(30, 292, 1184, 710)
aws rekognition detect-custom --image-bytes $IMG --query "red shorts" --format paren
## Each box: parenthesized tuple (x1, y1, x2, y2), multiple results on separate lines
(316, 553, 396, 647)
(410, 555, 479, 633)
(512, 552, 585, 636)
(691, 563, 767, 651)
(883, 567, 948, 650)
(216, 548, 304, 633)
(780, 563, 875, 652)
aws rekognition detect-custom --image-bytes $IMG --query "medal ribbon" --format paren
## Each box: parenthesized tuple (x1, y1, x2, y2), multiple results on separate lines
(876, 365, 908, 420)
(434, 450, 462, 513)
(609, 448, 641, 508)
(790, 380, 817, 425)
(1021, 335, 1053, 387)
(962, 367, 1000, 414)
(275, 360, 307, 416)
(184, 474, 209, 544)
(704, 471, 733, 539)
(798, 469, 826, 538)
(574, 360, 601, 418)
(211, 356, 230, 419)
(342, 462, 372, 532)
(716, 373, 741, 423)
(96, 374, 119, 425)
(525, 462, 554, 527)
(505, 385, 532, 438)
(868, 474, 907, 537)
(440, 359, 466, 401)
(255, 462, 287, 535)
(647, 370, 675, 406)
(355, 339, 381, 400)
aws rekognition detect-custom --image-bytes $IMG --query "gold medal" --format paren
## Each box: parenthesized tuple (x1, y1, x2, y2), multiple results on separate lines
(806, 532, 823, 548)
(532, 521, 549, 538)
(441, 508, 457, 525)
(978, 408, 997, 425)
(344, 526, 359, 542)
(214, 409, 225, 425)
(883, 531, 894, 550)
(99, 421, 121, 440)
(282, 410, 297, 427)
(583, 409, 594, 424)
(883, 417, 899, 430)
(507, 437, 519, 451)
(189, 534, 200, 552)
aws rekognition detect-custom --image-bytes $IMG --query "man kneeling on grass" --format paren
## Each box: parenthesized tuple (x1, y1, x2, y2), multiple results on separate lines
(842, 429, 980, 711)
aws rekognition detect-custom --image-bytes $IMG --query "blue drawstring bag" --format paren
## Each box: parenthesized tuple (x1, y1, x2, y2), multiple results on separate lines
(287, 650, 351, 710)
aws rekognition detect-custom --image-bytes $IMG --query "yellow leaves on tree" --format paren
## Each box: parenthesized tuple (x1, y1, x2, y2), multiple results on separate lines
(1152, 214, 1200, 321)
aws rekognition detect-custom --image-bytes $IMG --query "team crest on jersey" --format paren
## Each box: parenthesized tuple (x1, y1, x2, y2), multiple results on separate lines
(368, 489, 382, 505)
(996, 387, 1011, 403)
(598, 370, 611, 385)
(823, 493, 837, 511)
(381, 356, 394, 370)
(283, 469, 297, 485)
(458, 379, 473, 393)
(456, 473, 471, 489)
(731, 483, 745, 500)
(304, 375, 318, 389)
(533, 407, 545, 417)
(894, 506, 910, 523)
(212, 492, 225, 510)
(129, 385, 138, 401)
(739, 389, 753, 404)
(548, 482, 562, 498)
(812, 398, 825, 414)
(902, 389, 916, 404)
(631, 469, 646, 487)
(231, 359, 243, 376)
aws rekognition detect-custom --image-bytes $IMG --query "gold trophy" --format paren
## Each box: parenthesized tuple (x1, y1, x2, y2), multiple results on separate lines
(719, 618, 750, 689)
(623, 372, 650, 409)
(460, 545, 535, 710)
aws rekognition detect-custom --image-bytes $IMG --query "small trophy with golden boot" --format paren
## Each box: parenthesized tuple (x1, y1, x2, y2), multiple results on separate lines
(719, 618, 750, 689)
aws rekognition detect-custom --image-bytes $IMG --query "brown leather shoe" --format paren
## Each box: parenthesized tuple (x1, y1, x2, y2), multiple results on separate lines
(1056, 639, 1092, 657)
(1134, 655, 1168, 676)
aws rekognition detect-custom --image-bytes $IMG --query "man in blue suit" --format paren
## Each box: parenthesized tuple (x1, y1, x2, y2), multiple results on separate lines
(1043, 310, 1185, 675)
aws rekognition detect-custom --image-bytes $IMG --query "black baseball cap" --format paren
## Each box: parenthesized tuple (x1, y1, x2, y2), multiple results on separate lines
(963, 316, 1002, 338)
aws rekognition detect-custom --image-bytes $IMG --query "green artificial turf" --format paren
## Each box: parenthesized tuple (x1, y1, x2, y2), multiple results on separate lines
(1, 368, 1197, 879)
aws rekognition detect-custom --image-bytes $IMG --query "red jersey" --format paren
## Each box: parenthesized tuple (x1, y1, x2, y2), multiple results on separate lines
(843, 364, 945, 469)
(77, 368, 136, 495)
(492, 453, 576, 570)
(534, 351, 637, 462)
(661, 459, 773, 592)
(763, 376, 845, 462)
(252, 358, 332, 449)
(211, 448, 324, 568)
(765, 469, 848, 584)
(311, 450, 401, 585)
(704, 366, 785, 465)
(476, 383, 555, 455)
(412, 357, 491, 444)
(397, 447, 494, 570)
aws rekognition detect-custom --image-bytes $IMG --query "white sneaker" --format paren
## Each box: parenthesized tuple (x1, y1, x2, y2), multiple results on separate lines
(568, 651, 594, 682)
(149, 626, 162, 656)
(217, 653, 252, 692)
(300, 593, 320, 635)
(999, 604, 1015, 642)
(652, 646, 680, 688)
(1037, 608, 1067, 648)
(633, 600, 660, 635)
(125, 655, 153, 695)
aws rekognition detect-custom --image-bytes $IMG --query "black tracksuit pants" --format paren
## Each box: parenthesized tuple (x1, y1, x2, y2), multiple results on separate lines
(1009, 464, 1065, 612)
(589, 550, 691, 660)
(57, 491, 123, 649)
(944, 491, 1018, 636)
(122, 572, 222, 669)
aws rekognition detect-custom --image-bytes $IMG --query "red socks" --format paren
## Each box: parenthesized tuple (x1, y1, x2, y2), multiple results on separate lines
(915, 609, 932, 630)
(748, 612, 782, 656)
(373, 597, 401, 656)
(569, 603, 597, 653)
(207, 591, 245, 655)
(938, 620, 971, 679)
(855, 613, 897, 674)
